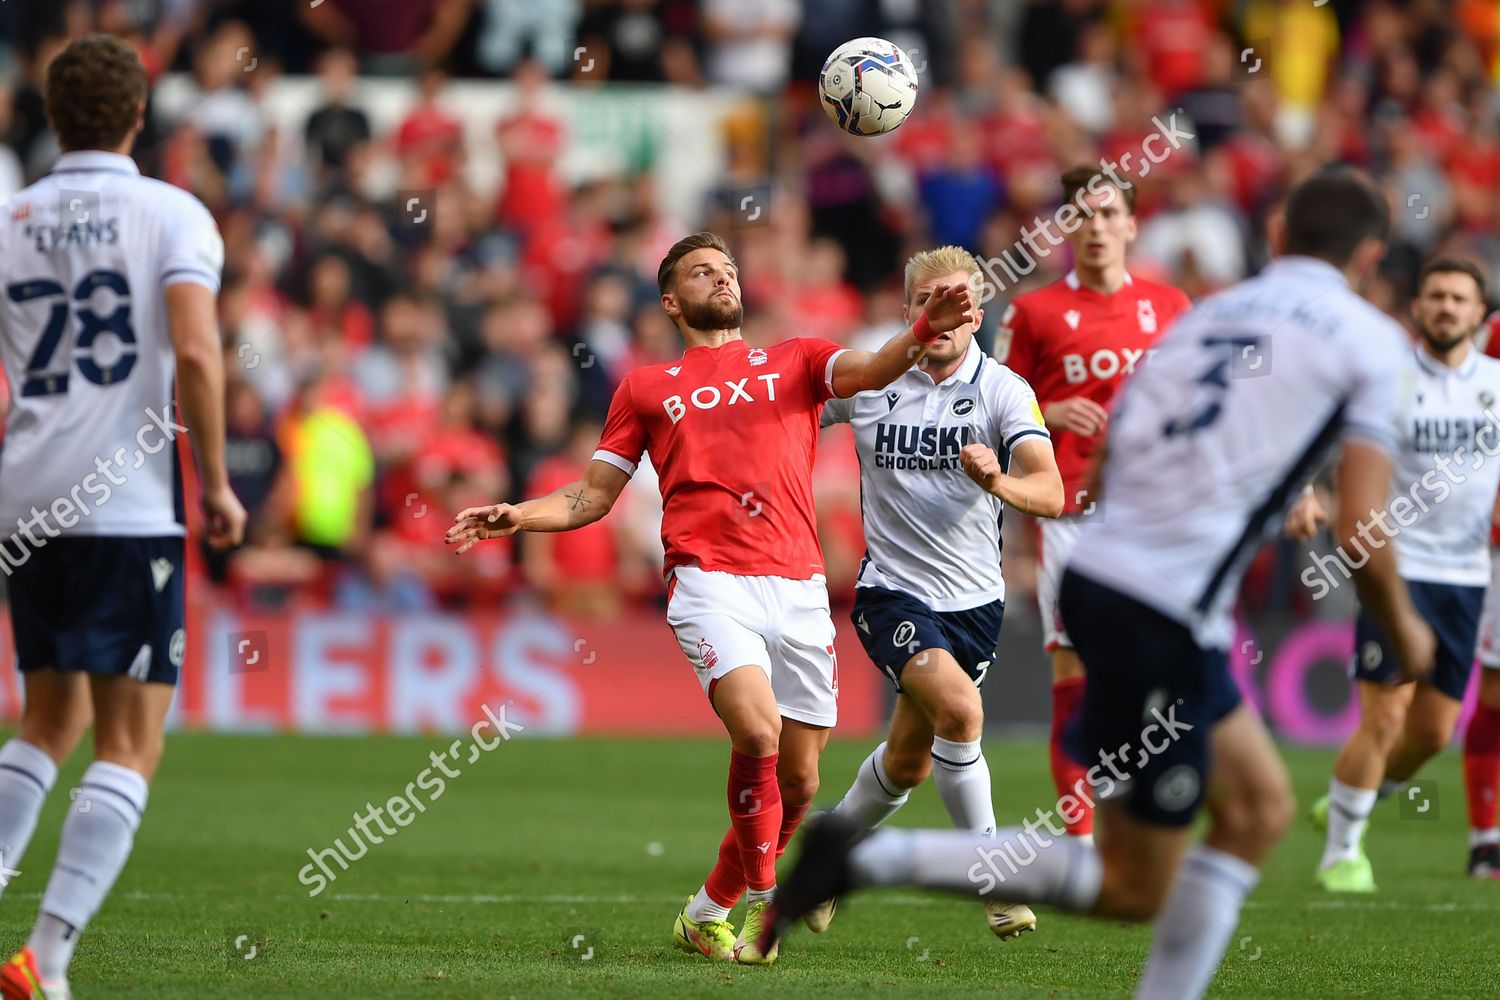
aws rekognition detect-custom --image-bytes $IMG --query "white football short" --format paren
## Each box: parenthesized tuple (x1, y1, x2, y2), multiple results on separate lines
(1478, 550, 1500, 670)
(666, 565, 839, 727)
(1037, 516, 1085, 651)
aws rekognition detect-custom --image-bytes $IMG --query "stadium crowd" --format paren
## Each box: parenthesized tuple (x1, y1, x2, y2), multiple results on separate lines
(1, 0, 1497, 619)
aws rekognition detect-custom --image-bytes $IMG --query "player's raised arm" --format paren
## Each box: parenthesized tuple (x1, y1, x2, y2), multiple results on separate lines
(446, 458, 630, 554)
(960, 439, 1064, 518)
(830, 282, 976, 397)
(166, 281, 246, 550)
(1337, 441, 1435, 680)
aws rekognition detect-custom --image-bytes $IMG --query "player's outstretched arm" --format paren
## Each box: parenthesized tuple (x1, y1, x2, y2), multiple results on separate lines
(830, 282, 977, 397)
(960, 440, 1064, 517)
(1337, 440, 1435, 680)
(166, 282, 247, 550)
(446, 458, 631, 555)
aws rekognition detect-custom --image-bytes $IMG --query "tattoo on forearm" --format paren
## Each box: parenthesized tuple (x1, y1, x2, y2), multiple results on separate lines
(566, 488, 590, 512)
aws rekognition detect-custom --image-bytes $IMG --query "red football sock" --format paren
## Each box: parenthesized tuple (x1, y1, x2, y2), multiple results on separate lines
(1050, 676, 1093, 836)
(728, 749, 782, 891)
(1464, 702, 1500, 831)
(702, 774, 809, 906)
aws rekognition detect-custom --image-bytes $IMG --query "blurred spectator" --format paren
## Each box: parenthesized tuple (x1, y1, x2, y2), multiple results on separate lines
(494, 59, 566, 240)
(702, 0, 800, 94)
(279, 369, 375, 560)
(299, 0, 474, 74)
(574, 0, 701, 84)
(393, 69, 464, 188)
(304, 48, 372, 184)
(1051, 21, 1117, 136)
(475, 0, 581, 77)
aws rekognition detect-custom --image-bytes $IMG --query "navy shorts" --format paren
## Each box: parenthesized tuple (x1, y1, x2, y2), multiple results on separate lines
(7, 536, 186, 685)
(850, 585, 1004, 691)
(1352, 579, 1484, 701)
(1058, 569, 1242, 828)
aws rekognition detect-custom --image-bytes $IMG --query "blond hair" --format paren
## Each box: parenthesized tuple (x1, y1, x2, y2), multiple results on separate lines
(904, 245, 982, 304)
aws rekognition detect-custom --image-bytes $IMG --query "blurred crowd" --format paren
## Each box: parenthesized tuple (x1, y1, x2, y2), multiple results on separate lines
(0, 0, 1496, 620)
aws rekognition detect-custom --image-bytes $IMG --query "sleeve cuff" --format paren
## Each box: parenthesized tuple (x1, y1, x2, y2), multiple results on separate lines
(1005, 428, 1052, 450)
(162, 267, 222, 294)
(824, 348, 851, 398)
(592, 449, 637, 476)
(1341, 423, 1397, 458)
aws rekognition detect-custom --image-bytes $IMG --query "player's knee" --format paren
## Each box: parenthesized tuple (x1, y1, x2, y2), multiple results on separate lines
(930, 697, 983, 742)
(93, 733, 166, 781)
(1212, 780, 1293, 850)
(777, 768, 820, 806)
(1406, 721, 1452, 760)
(735, 722, 781, 757)
(19, 711, 89, 764)
(1360, 706, 1407, 752)
(1096, 865, 1170, 922)
(882, 747, 930, 789)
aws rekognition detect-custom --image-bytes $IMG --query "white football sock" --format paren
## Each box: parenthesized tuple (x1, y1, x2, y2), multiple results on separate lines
(0, 739, 58, 900)
(745, 886, 774, 905)
(686, 885, 731, 923)
(1322, 777, 1377, 868)
(849, 826, 1101, 911)
(930, 736, 996, 834)
(1134, 844, 1259, 1000)
(834, 742, 910, 828)
(1470, 827, 1500, 848)
(30, 761, 148, 982)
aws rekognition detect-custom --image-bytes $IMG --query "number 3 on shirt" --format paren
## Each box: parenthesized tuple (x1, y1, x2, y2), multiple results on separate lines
(1161, 334, 1266, 439)
(8, 269, 136, 397)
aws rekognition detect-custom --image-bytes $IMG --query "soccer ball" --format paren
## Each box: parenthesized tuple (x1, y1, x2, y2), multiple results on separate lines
(818, 37, 919, 137)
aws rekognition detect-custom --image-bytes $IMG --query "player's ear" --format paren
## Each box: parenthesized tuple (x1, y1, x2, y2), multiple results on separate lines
(660, 292, 680, 319)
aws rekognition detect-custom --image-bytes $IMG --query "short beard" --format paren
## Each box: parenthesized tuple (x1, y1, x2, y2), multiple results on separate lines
(680, 295, 743, 331)
(1420, 322, 1470, 356)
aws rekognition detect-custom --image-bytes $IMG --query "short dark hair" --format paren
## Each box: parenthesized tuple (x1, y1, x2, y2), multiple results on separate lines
(1418, 255, 1487, 301)
(657, 232, 737, 294)
(46, 34, 148, 153)
(1060, 164, 1137, 215)
(1282, 166, 1389, 266)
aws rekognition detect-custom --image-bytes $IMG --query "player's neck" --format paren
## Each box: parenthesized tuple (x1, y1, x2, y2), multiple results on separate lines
(682, 328, 743, 350)
(1420, 335, 1471, 370)
(918, 355, 963, 383)
(1074, 263, 1127, 295)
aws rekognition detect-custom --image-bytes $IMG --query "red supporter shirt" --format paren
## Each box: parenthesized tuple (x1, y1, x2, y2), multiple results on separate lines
(594, 337, 847, 580)
(1483, 311, 1500, 546)
(998, 271, 1190, 513)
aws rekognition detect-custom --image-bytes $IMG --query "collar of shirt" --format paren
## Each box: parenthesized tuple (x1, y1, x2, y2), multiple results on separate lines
(906, 337, 982, 388)
(1413, 341, 1477, 380)
(1065, 268, 1133, 293)
(51, 150, 141, 177)
(1263, 255, 1347, 288)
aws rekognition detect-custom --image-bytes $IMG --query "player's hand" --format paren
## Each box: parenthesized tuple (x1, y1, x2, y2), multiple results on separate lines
(960, 443, 1004, 493)
(446, 503, 522, 554)
(1043, 397, 1109, 436)
(1391, 610, 1437, 683)
(1283, 490, 1328, 541)
(200, 481, 247, 550)
(921, 282, 978, 335)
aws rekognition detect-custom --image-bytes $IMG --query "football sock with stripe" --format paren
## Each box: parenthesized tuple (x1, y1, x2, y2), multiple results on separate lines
(1134, 844, 1259, 1000)
(1321, 777, 1376, 868)
(1049, 677, 1093, 836)
(930, 736, 996, 833)
(727, 750, 781, 894)
(30, 761, 148, 983)
(833, 742, 911, 828)
(0, 739, 58, 902)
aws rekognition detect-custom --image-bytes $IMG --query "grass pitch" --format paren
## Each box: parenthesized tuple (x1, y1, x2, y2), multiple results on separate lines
(0, 732, 1491, 998)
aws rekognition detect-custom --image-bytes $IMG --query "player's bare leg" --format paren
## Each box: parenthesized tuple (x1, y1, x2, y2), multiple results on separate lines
(1318, 682, 1413, 888)
(0, 672, 91, 907)
(1049, 647, 1092, 840)
(1132, 705, 1291, 999)
(7, 676, 170, 999)
(1383, 685, 1463, 784)
(1464, 669, 1500, 876)
(675, 664, 784, 964)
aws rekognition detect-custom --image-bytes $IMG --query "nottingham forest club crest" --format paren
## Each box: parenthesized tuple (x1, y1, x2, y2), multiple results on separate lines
(1137, 299, 1157, 333)
(747, 348, 768, 366)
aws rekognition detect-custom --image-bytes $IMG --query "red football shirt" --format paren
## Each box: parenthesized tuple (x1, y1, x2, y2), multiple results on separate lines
(594, 337, 847, 580)
(999, 270, 1190, 513)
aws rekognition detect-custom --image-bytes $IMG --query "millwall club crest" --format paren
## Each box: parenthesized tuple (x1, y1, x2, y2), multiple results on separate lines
(1481, 390, 1496, 409)
(1137, 299, 1157, 333)
(1064, 309, 1080, 330)
(747, 348, 768, 366)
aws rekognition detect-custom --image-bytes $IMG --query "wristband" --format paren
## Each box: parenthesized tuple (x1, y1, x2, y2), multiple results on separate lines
(911, 312, 938, 344)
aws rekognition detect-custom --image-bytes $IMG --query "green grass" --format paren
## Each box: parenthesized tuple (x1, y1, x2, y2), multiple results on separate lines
(0, 732, 1490, 998)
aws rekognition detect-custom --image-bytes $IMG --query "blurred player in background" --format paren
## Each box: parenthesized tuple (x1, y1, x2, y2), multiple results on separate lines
(1466, 310, 1500, 879)
(0, 35, 244, 1000)
(1298, 258, 1500, 891)
(764, 167, 1434, 1000)
(808, 246, 1062, 940)
(446, 231, 977, 965)
(996, 165, 1190, 842)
